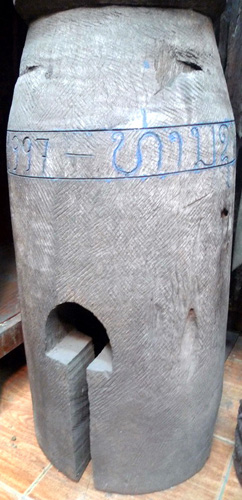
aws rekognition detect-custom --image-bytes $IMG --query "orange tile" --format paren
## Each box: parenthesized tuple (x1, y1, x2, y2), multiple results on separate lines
(0, 348, 29, 405)
(1, 383, 37, 446)
(29, 463, 93, 500)
(224, 358, 242, 388)
(0, 421, 49, 492)
(230, 337, 242, 362)
(214, 352, 242, 443)
(214, 386, 239, 443)
(85, 478, 217, 500)
(185, 438, 232, 494)
(30, 438, 231, 500)
(0, 364, 49, 493)
(223, 462, 242, 500)
(29, 462, 216, 500)
(0, 341, 241, 500)
(0, 481, 31, 500)
(1, 367, 31, 404)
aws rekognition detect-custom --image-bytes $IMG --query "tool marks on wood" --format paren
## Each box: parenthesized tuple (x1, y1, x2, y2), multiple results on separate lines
(43, 302, 110, 480)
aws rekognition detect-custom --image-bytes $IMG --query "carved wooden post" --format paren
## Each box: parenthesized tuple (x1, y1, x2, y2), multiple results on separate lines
(8, 1, 235, 494)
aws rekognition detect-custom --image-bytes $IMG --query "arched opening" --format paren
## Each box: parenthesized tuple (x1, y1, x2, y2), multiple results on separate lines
(45, 302, 109, 356)
(44, 302, 110, 480)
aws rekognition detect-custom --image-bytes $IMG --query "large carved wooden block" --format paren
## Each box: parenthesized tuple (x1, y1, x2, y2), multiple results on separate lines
(7, 4, 235, 494)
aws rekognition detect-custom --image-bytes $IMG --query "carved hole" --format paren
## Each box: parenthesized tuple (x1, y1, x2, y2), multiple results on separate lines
(45, 302, 109, 356)
(183, 61, 202, 71)
(177, 59, 202, 71)
(221, 208, 229, 218)
(187, 308, 196, 320)
(21, 65, 40, 76)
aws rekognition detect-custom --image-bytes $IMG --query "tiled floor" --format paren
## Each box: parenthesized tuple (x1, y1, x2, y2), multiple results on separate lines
(0, 341, 242, 500)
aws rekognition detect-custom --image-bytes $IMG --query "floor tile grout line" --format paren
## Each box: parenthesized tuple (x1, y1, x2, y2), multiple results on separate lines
(216, 451, 234, 500)
(227, 356, 242, 365)
(23, 463, 52, 496)
(0, 341, 239, 500)
(0, 479, 32, 499)
(213, 434, 235, 446)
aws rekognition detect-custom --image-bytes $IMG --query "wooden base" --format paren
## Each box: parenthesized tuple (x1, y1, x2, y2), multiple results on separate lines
(0, 244, 22, 358)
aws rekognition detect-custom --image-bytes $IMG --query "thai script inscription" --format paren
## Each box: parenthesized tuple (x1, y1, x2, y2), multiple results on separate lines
(7, 120, 235, 180)
(112, 131, 163, 175)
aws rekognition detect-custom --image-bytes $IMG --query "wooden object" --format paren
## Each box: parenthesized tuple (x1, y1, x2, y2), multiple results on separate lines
(234, 400, 242, 485)
(0, 1, 26, 358)
(7, 5, 236, 494)
(219, 0, 242, 329)
(225, 331, 239, 360)
(13, 0, 225, 22)
(223, 0, 242, 272)
(220, 0, 242, 140)
(0, 245, 22, 358)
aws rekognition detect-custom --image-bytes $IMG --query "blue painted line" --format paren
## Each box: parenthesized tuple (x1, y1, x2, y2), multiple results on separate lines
(7, 159, 236, 182)
(143, 60, 150, 69)
(7, 119, 235, 135)
(217, 453, 233, 500)
(112, 129, 162, 176)
(141, 109, 148, 128)
(66, 153, 94, 157)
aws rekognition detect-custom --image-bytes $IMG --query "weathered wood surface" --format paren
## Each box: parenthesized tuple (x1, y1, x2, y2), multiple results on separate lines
(7, 6, 235, 494)
(13, 0, 225, 22)
(234, 400, 242, 485)
(219, 0, 242, 326)
(0, 313, 22, 359)
(220, 0, 242, 140)
(44, 329, 95, 479)
(221, 0, 242, 272)
(0, 245, 22, 358)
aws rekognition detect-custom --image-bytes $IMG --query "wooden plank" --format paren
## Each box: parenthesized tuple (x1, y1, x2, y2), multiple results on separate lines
(0, 313, 22, 359)
(225, 330, 239, 360)
(224, 0, 242, 140)
(0, 245, 19, 323)
(0, 245, 22, 358)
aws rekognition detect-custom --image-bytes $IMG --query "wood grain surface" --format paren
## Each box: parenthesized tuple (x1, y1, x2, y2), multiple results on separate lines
(7, 6, 236, 494)
(13, 0, 226, 23)
(1, 339, 242, 499)
(0, 245, 22, 358)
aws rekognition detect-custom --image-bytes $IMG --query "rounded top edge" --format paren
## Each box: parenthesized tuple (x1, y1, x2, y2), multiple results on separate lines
(13, 0, 226, 23)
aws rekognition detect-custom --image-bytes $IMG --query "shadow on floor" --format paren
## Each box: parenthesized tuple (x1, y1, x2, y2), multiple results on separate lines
(0, 343, 26, 399)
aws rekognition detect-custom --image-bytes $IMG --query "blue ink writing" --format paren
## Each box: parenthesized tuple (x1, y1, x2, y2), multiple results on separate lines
(112, 131, 162, 175)
(169, 131, 183, 169)
(219, 124, 229, 163)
